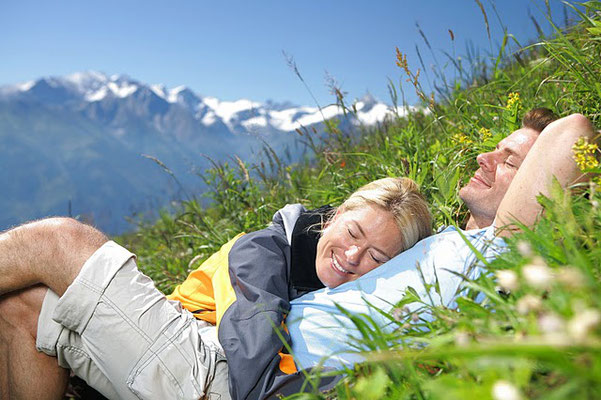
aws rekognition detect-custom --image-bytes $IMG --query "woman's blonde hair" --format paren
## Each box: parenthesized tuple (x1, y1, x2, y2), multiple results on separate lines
(337, 177, 432, 253)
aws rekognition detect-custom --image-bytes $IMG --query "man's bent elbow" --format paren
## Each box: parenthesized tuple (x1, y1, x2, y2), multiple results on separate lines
(545, 113, 594, 139)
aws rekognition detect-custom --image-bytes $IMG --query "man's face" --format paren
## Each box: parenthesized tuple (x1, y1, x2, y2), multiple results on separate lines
(459, 127, 539, 225)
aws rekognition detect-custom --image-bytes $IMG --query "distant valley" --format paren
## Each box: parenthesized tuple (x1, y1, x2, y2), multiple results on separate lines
(0, 71, 396, 233)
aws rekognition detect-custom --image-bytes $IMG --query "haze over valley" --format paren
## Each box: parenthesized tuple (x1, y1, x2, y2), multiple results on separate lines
(0, 71, 397, 233)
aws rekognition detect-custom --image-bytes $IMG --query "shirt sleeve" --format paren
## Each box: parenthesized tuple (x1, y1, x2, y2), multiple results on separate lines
(218, 225, 298, 400)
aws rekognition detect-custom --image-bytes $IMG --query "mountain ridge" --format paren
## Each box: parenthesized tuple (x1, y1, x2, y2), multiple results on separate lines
(0, 71, 406, 234)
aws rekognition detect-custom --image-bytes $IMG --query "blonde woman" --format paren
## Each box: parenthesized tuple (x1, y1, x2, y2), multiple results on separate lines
(168, 177, 432, 399)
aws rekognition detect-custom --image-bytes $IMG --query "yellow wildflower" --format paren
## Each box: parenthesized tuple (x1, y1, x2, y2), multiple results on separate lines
(479, 127, 492, 140)
(572, 137, 599, 171)
(451, 133, 473, 145)
(506, 92, 521, 110)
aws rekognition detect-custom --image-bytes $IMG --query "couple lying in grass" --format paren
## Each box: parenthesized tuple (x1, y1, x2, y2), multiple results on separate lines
(0, 109, 596, 400)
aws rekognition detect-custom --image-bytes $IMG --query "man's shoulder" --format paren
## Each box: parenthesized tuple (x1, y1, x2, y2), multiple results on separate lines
(423, 223, 504, 261)
(382, 223, 501, 269)
(433, 224, 496, 241)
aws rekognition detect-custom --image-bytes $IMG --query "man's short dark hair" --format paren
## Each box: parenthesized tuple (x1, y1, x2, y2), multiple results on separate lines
(522, 108, 558, 132)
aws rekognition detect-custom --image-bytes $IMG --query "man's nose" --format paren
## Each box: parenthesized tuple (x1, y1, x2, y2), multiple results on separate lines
(345, 245, 361, 265)
(477, 151, 497, 172)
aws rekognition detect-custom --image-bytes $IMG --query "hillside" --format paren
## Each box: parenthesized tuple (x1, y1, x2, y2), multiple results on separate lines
(110, 1, 601, 399)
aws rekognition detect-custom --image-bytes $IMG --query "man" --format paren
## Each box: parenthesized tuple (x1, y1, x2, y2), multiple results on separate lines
(285, 109, 584, 373)
(0, 110, 594, 400)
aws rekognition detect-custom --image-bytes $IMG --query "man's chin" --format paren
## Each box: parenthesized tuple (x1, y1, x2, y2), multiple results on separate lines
(458, 186, 472, 203)
(458, 187, 483, 212)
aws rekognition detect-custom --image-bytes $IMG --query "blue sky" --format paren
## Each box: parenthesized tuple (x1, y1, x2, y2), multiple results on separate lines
(0, 0, 576, 106)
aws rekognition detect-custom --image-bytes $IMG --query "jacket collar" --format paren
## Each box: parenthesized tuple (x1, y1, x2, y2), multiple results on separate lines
(289, 206, 332, 292)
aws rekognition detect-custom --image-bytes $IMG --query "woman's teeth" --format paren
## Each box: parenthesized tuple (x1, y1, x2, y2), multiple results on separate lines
(332, 253, 352, 274)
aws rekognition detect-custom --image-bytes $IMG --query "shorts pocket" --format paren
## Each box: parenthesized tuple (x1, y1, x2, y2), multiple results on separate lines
(126, 320, 209, 400)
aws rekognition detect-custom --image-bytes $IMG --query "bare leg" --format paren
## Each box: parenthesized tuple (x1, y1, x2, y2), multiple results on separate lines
(0, 218, 108, 296)
(0, 286, 69, 399)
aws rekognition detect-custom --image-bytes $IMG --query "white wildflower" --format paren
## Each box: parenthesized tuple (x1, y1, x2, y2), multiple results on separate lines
(496, 270, 519, 292)
(522, 259, 554, 289)
(538, 313, 565, 334)
(516, 294, 542, 315)
(557, 267, 585, 289)
(538, 313, 569, 344)
(516, 240, 533, 258)
(455, 331, 470, 347)
(391, 307, 404, 322)
(492, 380, 522, 400)
(568, 309, 601, 342)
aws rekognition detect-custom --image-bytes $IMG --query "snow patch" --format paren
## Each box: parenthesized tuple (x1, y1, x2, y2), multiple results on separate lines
(167, 85, 186, 100)
(201, 111, 217, 125)
(18, 81, 35, 91)
(204, 97, 261, 125)
(356, 103, 390, 125)
(85, 87, 108, 102)
(242, 115, 268, 128)
(65, 71, 108, 86)
(151, 84, 167, 99)
(107, 81, 137, 98)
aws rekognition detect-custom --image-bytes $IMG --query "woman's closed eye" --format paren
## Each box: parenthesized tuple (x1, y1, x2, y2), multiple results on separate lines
(369, 252, 383, 264)
(347, 227, 357, 239)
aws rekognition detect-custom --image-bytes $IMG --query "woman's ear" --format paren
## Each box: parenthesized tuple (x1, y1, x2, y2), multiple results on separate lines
(323, 207, 343, 231)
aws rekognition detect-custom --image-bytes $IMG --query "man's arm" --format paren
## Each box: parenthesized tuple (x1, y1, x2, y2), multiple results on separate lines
(495, 113, 596, 235)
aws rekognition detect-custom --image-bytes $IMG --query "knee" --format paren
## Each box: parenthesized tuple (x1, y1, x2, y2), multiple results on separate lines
(34, 217, 108, 263)
(40, 218, 107, 247)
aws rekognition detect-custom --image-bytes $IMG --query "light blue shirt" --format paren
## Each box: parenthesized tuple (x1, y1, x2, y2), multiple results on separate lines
(287, 225, 505, 369)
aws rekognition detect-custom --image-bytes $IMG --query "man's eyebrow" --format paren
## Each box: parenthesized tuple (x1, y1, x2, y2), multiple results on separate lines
(503, 147, 521, 158)
(497, 142, 520, 158)
(352, 221, 393, 259)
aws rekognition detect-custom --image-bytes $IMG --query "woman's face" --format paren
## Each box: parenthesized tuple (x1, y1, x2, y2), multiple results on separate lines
(315, 205, 403, 288)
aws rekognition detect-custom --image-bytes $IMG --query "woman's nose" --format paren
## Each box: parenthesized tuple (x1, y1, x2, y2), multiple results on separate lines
(345, 245, 360, 265)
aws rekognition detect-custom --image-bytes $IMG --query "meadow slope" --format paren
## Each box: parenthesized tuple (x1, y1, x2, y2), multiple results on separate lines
(118, 2, 601, 399)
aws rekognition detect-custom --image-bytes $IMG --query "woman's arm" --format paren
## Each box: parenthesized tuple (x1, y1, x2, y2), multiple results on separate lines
(218, 227, 297, 400)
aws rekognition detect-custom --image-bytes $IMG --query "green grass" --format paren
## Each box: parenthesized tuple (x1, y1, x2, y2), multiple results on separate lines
(117, 1, 601, 398)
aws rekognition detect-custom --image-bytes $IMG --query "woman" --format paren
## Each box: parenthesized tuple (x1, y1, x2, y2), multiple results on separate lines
(168, 176, 432, 400)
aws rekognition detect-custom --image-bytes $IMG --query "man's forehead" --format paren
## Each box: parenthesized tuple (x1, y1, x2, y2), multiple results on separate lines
(498, 127, 538, 157)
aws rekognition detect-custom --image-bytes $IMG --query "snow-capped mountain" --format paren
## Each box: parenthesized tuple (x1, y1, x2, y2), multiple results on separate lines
(0, 71, 401, 233)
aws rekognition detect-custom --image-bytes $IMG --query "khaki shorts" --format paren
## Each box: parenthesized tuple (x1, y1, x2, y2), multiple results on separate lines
(36, 241, 230, 400)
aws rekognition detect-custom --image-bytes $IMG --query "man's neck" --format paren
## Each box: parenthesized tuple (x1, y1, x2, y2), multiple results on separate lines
(465, 214, 492, 231)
